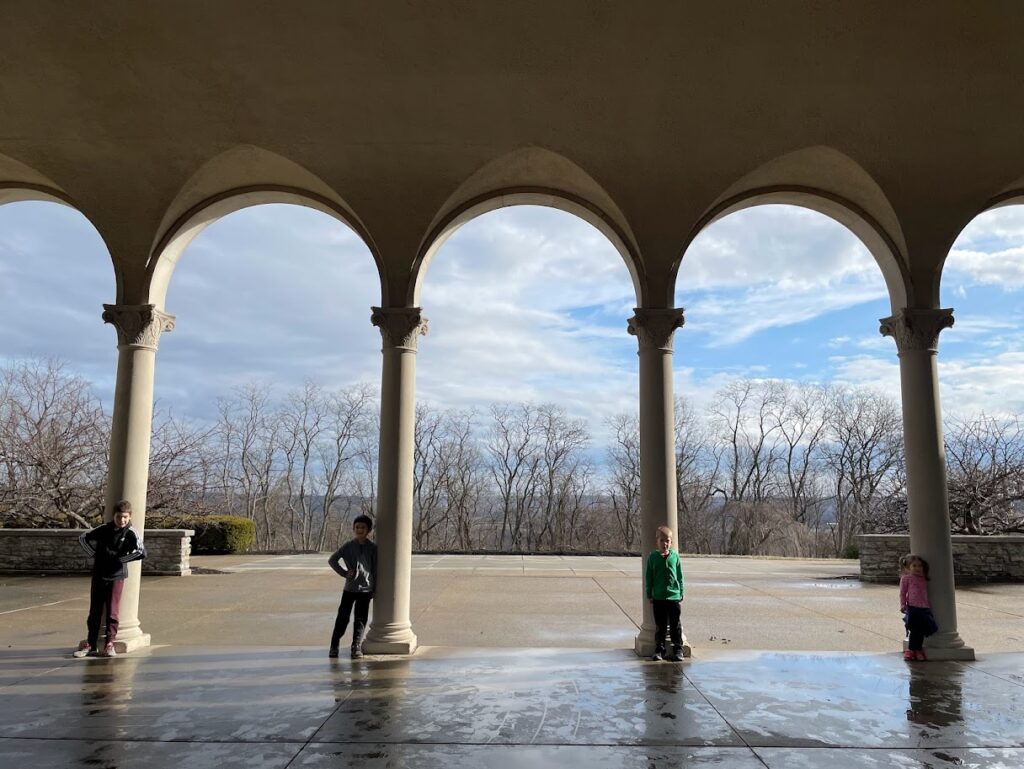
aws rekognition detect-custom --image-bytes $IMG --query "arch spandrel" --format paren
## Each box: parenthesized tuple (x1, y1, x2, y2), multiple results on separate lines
(147, 146, 382, 310)
(412, 148, 645, 307)
(679, 147, 912, 311)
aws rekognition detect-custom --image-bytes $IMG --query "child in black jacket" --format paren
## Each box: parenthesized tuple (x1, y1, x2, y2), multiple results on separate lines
(73, 500, 146, 658)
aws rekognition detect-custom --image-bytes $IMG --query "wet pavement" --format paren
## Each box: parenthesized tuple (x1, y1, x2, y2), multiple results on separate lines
(1, 645, 1022, 767)
(3, 554, 1024, 766)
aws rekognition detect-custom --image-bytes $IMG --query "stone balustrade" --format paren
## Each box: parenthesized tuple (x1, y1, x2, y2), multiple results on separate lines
(858, 534, 1024, 583)
(0, 529, 194, 576)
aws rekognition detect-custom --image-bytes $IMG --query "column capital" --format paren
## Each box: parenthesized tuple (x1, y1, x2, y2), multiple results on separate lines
(102, 304, 176, 350)
(879, 308, 954, 353)
(627, 307, 685, 352)
(371, 307, 428, 351)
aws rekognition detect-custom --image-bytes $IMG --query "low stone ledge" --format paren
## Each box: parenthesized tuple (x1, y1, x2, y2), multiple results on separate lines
(858, 533, 1024, 584)
(0, 529, 194, 576)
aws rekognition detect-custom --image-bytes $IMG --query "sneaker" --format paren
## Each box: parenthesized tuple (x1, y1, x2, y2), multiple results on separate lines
(668, 648, 684, 662)
(351, 647, 364, 659)
(903, 650, 915, 661)
(102, 643, 117, 658)
(651, 649, 664, 662)
(72, 642, 93, 659)
(328, 647, 339, 658)
(915, 650, 927, 661)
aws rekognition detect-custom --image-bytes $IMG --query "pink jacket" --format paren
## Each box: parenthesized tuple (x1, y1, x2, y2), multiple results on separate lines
(899, 574, 930, 610)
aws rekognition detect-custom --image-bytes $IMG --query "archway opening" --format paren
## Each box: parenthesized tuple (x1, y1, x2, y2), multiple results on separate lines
(0, 199, 115, 528)
(940, 204, 1024, 537)
(414, 204, 641, 556)
(674, 203, 902, 561)
(151, 202, 381, 552)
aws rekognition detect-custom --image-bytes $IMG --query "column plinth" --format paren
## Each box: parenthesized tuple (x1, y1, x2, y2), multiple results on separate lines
(880, 308, 974, 660)
(362, 307, 425, 656)
(99, 304, 175, 652)
(628, 308, 691, 658)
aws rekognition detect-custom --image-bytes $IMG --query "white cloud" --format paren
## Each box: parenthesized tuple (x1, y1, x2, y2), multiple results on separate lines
(676, 206, 888, 346)
(937, 352, 1024, 420)
(951, 205, 1024, 249)
(944, 246, 1024, 290)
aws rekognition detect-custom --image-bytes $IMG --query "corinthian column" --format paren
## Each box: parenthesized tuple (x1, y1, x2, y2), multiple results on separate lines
(101, 303, 175, 652)
(880, 307, 973, 660)
(628, 307, 690, 657)
(362, 307, 427, 655)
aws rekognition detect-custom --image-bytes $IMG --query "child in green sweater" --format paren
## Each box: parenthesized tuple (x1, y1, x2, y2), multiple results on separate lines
(645, 525, 685, 661)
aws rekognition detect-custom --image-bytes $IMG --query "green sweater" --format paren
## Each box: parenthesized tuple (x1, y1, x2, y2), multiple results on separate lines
(645, 549, 684, 601)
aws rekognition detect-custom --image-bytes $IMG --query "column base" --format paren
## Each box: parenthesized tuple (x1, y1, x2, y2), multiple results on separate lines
(905, 631, 976, 661)
(78, 633, 151, 654)
(634, 629, 692, 659)
(363, 623, 418, 655)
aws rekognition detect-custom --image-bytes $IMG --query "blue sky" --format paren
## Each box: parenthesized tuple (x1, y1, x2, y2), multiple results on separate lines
(1, 201, 1022, 444)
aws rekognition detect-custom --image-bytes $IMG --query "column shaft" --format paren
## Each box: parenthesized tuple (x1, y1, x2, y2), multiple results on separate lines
(881, 308, 973, 660)
(101, 304, 174, 652)
(628, 308, 690, 657)
(363, 307, 425, 655)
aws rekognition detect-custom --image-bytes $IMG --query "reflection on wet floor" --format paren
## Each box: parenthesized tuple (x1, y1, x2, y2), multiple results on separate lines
(1, 646, 1022, 767)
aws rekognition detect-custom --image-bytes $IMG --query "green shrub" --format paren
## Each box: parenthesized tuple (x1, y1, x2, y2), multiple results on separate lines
(154, 515, 255, 554)
(840, 542, 860, 560)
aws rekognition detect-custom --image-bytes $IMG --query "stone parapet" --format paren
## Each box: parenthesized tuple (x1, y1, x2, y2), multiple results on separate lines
(0, 529, 194, 576)
(858, 534, 1024, 583)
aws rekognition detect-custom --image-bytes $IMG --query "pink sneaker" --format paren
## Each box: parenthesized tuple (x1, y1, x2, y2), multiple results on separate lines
(72, 641, 93, 658)
(915, 650, 927, 661)
(903, 650, 915, 661)
(102, 643, 117, 658)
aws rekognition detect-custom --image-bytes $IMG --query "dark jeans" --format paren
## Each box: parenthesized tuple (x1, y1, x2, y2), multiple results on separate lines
(86, 576, 124, 649)
(905, 606, 938, 651)
(652, 599, 683, 651)
(331, 591, 372, 650)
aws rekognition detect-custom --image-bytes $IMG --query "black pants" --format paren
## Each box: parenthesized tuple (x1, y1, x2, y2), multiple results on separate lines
(905, 606, 937, 651)
(86, 576, 124, 649)
(331, 591, 372, 650)
(652, 599, 683, 651)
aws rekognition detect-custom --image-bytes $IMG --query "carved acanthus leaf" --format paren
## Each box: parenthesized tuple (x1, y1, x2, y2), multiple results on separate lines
(102, 304, 176, 350)
(371, 307, 428, 350)
(627, 308, 686, 352)
(879, 308, 954, 353)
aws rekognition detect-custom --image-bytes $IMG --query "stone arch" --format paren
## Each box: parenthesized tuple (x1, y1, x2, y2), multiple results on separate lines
(936, 181, 1024, 312)
(678, 147, 911, 311)
(147, 146, 381, 310)
(0, 153, 119, 295)
(410, 147, 644, 306)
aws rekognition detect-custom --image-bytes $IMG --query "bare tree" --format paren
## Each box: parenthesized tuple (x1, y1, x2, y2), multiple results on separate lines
(0, 359, 107, 527)
(945, 414, 1024, 534)
(770, 383, 832, 555)
(413, 402, 449, 549)
(146, 408, 216, 518)
(486, 403, 542, 550)
(605, 413, 641, 550)
(823, 386, 903, 555)
(708, 380, 786, 553)
(674, 397, 723, 554)
(533, 404, 589, 550)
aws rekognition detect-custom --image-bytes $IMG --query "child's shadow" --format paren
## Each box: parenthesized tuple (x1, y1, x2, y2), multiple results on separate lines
(905, 664, 964, 729)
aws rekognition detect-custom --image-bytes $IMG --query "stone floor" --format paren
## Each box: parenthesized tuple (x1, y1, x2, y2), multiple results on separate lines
(1, 646, 1022, 767)
(2, 554, 1023, 767)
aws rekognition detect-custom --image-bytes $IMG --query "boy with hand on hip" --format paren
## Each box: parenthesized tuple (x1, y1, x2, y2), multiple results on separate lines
(645, 525, 685, 661)
(327, 515, 377, 659)
(73, 500, 146, 658)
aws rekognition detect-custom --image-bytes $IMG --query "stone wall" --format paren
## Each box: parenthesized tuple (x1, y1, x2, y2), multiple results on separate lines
(858, 534, 1024, 583)
(0, 529, 194, 576)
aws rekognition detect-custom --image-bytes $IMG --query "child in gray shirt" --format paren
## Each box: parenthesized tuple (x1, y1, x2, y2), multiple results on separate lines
(327, 515, 377, 658)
